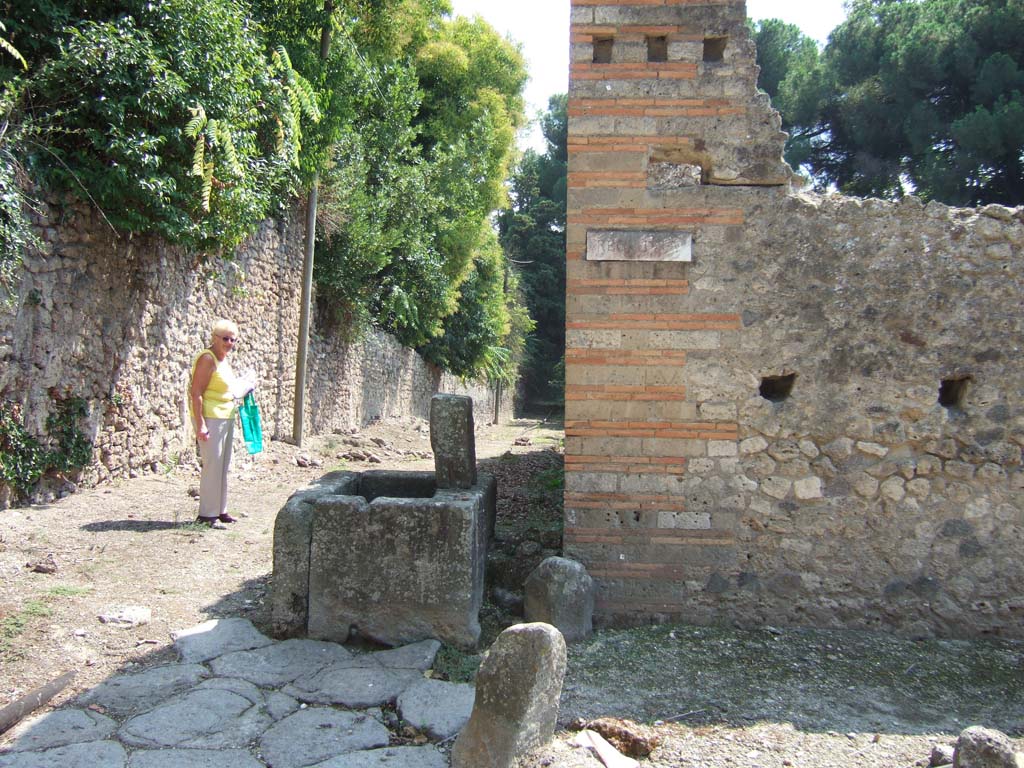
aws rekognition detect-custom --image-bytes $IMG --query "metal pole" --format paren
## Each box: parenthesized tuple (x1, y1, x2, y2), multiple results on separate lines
(293, 182, 318, 446)
(292, 2, 333, 447)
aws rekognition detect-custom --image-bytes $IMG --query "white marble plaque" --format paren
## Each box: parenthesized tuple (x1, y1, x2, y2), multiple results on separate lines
(586, 230, 692, 262)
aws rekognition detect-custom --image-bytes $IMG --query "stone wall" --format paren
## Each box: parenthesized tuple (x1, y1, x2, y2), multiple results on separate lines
(0, 197, 501, 488)
(565, 0, 1023, 637)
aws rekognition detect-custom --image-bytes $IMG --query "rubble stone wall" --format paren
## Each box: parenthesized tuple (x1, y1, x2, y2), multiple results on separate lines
(0, 198, 500, 487)
(565, 0, 1024, 637)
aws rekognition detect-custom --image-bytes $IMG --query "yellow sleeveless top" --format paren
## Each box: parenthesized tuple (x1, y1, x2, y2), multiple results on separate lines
(191, 350, 236, 420)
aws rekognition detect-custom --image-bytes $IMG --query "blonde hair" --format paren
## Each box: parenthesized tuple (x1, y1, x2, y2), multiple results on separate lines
(210, 318, 239, 345)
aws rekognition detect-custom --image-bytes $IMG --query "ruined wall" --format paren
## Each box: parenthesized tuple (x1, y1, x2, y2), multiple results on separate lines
(0, 198, 500, 490)
(565, 0, 1023, 637)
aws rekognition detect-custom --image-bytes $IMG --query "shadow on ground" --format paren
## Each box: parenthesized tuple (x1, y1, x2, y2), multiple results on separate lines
(80, 520, 184, 533)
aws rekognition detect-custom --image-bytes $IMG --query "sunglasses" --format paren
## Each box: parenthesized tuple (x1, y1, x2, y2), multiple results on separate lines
(219, 335, 239, 344)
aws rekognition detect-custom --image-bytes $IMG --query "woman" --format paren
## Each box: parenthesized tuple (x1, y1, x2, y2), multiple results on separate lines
(190, 318, 246, 528)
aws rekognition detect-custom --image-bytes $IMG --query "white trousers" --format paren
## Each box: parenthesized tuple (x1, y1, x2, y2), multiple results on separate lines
(198, 417, 234, 519)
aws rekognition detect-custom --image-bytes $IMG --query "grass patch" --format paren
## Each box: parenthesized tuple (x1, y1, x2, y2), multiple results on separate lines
(1, 599, 53, 659)
(45, 585, 92, 598)
(531, 467, 564, 493)
(432, 644, 483, 683)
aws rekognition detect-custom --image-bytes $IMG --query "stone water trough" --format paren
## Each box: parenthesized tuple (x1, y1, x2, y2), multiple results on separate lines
(270, 395, 496, 650)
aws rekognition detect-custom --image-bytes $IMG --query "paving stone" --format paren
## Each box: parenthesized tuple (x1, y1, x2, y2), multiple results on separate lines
(311, 746, 448, 767)
(0, 741, 126, 768)
(370, 640, 441, 672)
(128, 749, 265, 768)
(258, 708, 389, 768)
(118, 679, 271, 749)
(397, 679, 474, 740)
(172, 618, 273, 663)
(284, 665, 421, 708)
(265, 691, 300, 721)
(210, 639, 354, 686)
(4, 709, 116, 752)
(79, 664, 209, 717)
(194, 677, 265, 702)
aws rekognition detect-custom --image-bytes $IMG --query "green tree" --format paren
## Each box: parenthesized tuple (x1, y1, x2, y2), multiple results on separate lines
(756, 0, 1024, 205)
(309, 8, 530, 378)
(498, 94, 567, 410)
(2, 0, 316, 249)
(752, 19, 829, 172)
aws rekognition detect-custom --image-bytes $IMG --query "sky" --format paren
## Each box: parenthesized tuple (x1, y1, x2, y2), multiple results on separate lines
(448, 0, 848, 149)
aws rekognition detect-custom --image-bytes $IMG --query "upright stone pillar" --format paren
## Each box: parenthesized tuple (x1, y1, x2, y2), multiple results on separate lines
(451, 623, 567, 768)
(431, 394, 477, 489)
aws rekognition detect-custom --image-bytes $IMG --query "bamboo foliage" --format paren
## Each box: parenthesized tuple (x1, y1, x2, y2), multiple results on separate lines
(0, 22, 27, 70)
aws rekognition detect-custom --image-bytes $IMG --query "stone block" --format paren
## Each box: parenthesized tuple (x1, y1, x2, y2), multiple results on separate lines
(524, 558, 595, 643)
(451, 623, 567, 768)
(953, 726, 1021, 768)
(270, 474, 359, 638)
(430, 395, 477, 489)
(708, 440, 738, 457)
(793, 477, 823, 500)
(306, 475, 496, 649)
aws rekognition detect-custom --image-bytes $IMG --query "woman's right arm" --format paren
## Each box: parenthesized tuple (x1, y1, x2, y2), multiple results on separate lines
(190, 354, 215, 442)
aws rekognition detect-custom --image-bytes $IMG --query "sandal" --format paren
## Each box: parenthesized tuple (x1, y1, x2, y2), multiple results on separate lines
(218, 513, 238, 524)
(196, 516, 228, 530)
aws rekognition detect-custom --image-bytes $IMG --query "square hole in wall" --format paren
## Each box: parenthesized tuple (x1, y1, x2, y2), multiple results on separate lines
(939, 376, 971, 409)
(760, 373, 796, 402)
(703, 36, 728, 62)
(647, 36, 668, 63)
(593, 37, 613, 64)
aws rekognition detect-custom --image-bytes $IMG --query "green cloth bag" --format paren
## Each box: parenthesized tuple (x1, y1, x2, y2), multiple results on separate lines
(238, 392, 263, 455)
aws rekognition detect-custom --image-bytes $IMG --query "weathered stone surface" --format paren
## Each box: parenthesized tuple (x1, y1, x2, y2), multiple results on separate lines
(270, 490, 327, 638)
(4, 709, 116, 752)
(311, 747, 448, 768)
(306, 480, 494, 649)
(258, 708, 389, 768)
(171, 618, 273, 663)
(397, 679, 475, 740)
(129, 749, 265, 768)
(0, 741, 126, 768)
(953, 727, 1021, 768)
(284, 664, 421, 708)
(371, 639, 441, 672)
(79, 664, 209, 717)
(451, 623, 567, 768)
(98, 606, 151, 628)
(209, 638, 354, 686)
(430, 395, 477, 489)
(932, 744, 956, 766)
(265, 691, 300, 721)
(118, 679, 271, 749)
(523, 557, 595, 643)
